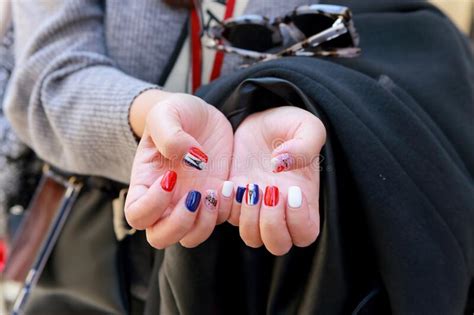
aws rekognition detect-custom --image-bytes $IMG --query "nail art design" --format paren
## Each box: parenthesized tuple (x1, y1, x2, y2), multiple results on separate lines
(185, 190, 201, 212)
(264, 186, 279, 207)
(271, 153, 294, 173)
(183, 147, 208, 171)
(235, 186, 246, 204)
(288, 186, 302, 208)
(245, 184, 259, 206)
(160, 170, 177, 192)
(221, 181, 234, 198)
(204, 190, 218, 210)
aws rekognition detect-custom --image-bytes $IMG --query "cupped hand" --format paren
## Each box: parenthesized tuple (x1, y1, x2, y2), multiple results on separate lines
(224, 106, 326, 255)
(124, 93, 233, 249)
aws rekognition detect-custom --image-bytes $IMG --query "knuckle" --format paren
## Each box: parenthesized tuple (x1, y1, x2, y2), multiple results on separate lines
(227, 217, 239, 226)
(293, 223, 320, 247)
(267, 243, 292, 256)
(260, 216, 283, 232)
(240, 228, 262, 248)
(160, 134, 180, 158)
(227, 209, 240, 226)
(180, 238, 201, 249)
(124, 206, 147, 230)
(217, 207, 231, 224)
(145, 230, 166, 249)
(174, 212, 196, 232)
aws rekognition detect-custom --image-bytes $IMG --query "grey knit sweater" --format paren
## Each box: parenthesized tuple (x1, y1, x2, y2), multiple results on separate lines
(4, 0, 312, 183)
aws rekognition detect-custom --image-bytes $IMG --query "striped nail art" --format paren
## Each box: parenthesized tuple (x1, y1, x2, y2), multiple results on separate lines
(204, 190, 218, 210)
(184, 147, 208, 170)
(185, 190, 201, 212)
(271, 153, 294, 173)
(245, 184, 259, 205)
(235, 186, 246, 204)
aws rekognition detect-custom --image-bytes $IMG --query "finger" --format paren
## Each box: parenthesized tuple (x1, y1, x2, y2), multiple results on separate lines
(147, 102, 208, 170)
(125, 170, 177, 230)
(271, 113, 326, 173)
(217, 181, 234, 224)
(180, 190, 218, 248)
(286, 186, 320, 247)
(146, 190, 201, 249)
(260, 186, 292, 256)
(239, 184, 263, 248)
(228, 185, 246, 226)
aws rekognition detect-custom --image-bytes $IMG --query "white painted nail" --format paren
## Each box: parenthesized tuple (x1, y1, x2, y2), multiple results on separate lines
(221, 181, 234, 198)
(288, 186, 302, 208)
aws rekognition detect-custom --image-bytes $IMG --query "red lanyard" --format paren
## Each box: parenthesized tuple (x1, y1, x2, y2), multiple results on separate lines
(190, 0, 236, 93)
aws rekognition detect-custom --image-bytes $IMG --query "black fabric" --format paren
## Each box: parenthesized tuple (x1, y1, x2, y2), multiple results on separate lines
(146, 1, 474, 314)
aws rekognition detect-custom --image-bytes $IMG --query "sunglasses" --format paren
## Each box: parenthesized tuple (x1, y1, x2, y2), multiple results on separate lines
(205, 4, 360, 62)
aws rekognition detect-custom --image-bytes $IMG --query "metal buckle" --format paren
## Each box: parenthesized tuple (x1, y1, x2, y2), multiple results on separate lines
(112, 188, 136, 241)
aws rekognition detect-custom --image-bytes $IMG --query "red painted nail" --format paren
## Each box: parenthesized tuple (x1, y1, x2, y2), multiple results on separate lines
(264, 186, 279, 207)
(189, 147, 208, 163)
(161, 170, 177, 192)
(0, 239, 6, 272)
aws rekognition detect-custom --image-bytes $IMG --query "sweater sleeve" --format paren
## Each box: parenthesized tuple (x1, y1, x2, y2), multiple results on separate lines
(4, 0, 158, 183)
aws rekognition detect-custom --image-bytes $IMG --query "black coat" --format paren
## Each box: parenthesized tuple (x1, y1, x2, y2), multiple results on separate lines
(146, 1, 474, 314)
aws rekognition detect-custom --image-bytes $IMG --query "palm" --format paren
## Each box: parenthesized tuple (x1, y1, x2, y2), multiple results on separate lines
(230, 108, 320, 211)
(133, 105, 233, 208)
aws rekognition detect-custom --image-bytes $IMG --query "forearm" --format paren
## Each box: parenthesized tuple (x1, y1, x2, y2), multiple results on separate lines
(4, 0, 157, 183)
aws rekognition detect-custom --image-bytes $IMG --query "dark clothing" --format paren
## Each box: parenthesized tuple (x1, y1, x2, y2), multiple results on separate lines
(146, 1, 474, 314)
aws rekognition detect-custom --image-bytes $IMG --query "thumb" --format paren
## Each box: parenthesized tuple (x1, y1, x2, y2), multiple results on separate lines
(146, 99, 208, 170)
(271, 114, 326, 173)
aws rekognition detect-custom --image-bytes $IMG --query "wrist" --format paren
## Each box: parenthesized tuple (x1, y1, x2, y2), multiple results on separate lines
(129, 88, 172, 138)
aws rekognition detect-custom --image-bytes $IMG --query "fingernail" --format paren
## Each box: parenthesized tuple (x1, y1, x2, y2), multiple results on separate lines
(288, 186, 302, 208)
(184, 147, 208, 171)
(271, 153, 294, 173)
(245, 184, 259, 206)
(235, 186, 246, 203)
(185, 190, 201, 212)
(264, 186, 279, 207)
(221, 181, 233, 198)
(160, 170, 177, 192)
(204, 190, 218, 210)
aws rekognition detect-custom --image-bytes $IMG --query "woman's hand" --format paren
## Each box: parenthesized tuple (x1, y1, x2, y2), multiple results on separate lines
(226, 106, 326, 255)
(124, 92, 233, 249)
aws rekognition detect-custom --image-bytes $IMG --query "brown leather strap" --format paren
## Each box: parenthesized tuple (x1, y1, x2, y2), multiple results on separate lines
(3, 173, 67, 282)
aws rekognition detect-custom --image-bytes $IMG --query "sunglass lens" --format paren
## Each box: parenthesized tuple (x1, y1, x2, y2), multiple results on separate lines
(223, 24, 277, 52)
(292, 14, 353, 49)
(292, 14, 334, 38)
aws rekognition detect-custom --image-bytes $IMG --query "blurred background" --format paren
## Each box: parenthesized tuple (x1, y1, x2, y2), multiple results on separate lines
(431, 0, 473, 39)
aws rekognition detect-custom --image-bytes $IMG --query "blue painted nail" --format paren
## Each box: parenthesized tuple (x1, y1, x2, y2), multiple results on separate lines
(245, 184, 259, 205)
(185, 190, 201, 212)
(235, 186, 246, 204)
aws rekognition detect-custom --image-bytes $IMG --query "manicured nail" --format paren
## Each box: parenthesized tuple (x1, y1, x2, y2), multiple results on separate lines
(245, 184, 259, 205)
(204, 190, 218, 210)
(185, 190, 201, 212)
(221, 181, 233, 198)
(183, 147, 208, 170)
(264, 186, 279, 207)
(271, 153, 294, 173)
(160, 170, 177, 192)
(288, 186, 302, 208)
(235, 186, 246, 203)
